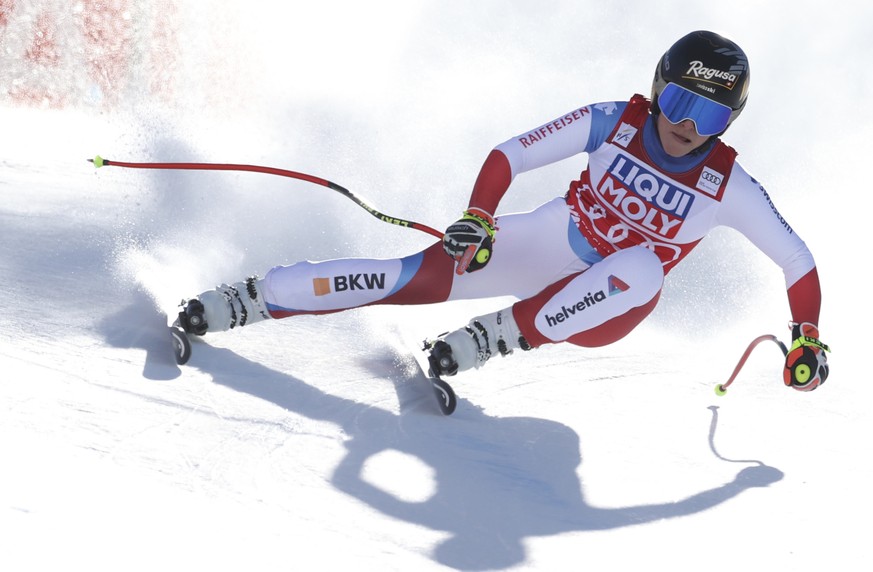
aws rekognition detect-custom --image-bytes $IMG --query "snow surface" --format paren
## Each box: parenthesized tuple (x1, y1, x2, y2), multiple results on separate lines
(1, 1, 871, 570)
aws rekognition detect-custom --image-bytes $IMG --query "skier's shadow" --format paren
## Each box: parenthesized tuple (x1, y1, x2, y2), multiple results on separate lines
(178, 340, 782, 570)
(106, 294, 782, 570)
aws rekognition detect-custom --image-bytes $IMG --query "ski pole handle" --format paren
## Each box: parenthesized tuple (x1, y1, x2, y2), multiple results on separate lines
(455, 244, 478, 275)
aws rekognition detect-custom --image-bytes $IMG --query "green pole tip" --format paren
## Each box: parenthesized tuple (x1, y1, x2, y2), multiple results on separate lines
(92, 155, 105, 168)
(714, 384, 727, 397)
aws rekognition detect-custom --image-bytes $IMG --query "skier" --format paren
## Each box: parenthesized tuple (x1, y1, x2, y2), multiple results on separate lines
(178, 30, 829, 391)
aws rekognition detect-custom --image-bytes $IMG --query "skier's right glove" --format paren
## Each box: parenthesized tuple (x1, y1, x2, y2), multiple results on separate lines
(442, 208, 496, 274)
(783, 322, 830, 392)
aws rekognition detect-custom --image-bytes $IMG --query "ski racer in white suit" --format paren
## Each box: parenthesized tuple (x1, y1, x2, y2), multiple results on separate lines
(180, 30, 829, 391)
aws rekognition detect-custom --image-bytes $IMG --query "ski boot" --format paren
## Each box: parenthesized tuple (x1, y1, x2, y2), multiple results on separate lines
(178, 276, 271, 336)
(427, 309, 531, 377)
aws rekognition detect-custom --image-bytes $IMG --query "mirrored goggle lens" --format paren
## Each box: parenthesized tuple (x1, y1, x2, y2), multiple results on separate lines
(658, 82, 733, 136)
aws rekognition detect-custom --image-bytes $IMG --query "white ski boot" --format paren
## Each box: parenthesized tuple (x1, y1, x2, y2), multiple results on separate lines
(178, 276, 271, 335)
(428, 309, 531, 376)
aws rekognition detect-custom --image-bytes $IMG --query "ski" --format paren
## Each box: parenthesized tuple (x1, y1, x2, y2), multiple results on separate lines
(426, 366, 457, 416)
(169, 311, 192, 365)
(420, 340, 458, 415)
(170, 324, 191, 365)
(169, 304, 456, 414)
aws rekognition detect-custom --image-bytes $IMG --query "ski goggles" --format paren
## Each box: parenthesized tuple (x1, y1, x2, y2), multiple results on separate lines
(658, 82, 733, 136)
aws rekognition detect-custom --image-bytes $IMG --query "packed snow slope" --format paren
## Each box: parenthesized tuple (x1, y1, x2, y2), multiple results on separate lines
(1, 1, 871, 570)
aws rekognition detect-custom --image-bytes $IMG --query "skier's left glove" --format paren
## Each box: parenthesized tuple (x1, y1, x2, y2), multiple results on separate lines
(783, 322, 830, 392)
(442, 208, 496, 274)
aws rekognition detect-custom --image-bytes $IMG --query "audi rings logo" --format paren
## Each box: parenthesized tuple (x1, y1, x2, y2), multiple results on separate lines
(696, 166, 725, 197)
(702, 171, 721, 185)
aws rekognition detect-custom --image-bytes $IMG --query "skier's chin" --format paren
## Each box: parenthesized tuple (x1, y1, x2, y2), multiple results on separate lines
(656, 114, 709, 157)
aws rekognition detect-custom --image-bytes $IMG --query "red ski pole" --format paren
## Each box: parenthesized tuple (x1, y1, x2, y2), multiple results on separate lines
(715, 334, 788, 396)
(88, 156, 444, 240)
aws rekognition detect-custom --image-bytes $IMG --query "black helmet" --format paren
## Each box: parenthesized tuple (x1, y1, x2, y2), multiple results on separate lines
(651, 31, 750, 135)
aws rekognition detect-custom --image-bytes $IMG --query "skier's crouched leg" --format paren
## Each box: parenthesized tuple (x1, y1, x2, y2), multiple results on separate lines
(179, 276, 272, 335)
(513, 245, 664, 348)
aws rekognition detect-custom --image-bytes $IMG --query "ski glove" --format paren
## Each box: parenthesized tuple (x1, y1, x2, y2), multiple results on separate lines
(783, 322, 830, 392)
(442, 208, 496, 274)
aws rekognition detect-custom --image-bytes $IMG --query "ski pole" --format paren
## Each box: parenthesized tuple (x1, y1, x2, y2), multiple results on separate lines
(88, 156, 444, 240)
(714, 334, 788, 396)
